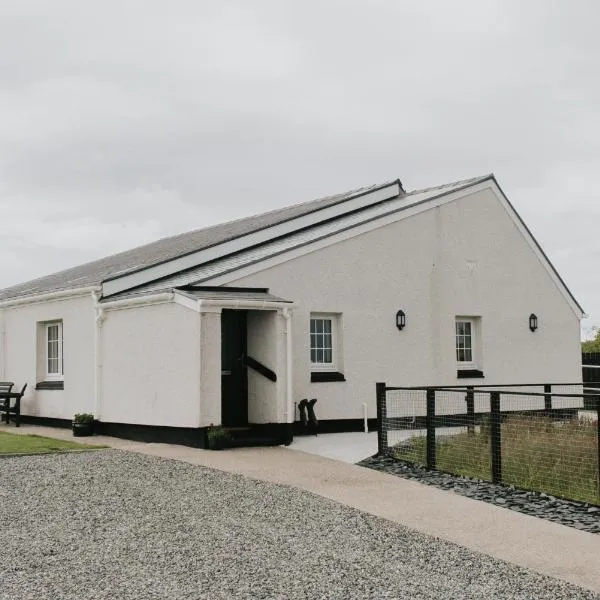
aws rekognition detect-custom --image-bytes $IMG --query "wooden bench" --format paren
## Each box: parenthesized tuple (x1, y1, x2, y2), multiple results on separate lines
(0, 383, 27, 427)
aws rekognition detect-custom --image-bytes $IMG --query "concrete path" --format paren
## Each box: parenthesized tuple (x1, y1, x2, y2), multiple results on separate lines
(288, 431, 378, 463)
(4, 424, 600, 594)
(287, 429, 469, 463)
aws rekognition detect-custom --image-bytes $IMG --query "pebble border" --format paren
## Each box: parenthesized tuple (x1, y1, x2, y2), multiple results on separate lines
(358, 455, 600, 534)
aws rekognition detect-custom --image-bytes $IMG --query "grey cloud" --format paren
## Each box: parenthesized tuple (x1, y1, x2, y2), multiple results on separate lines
(1, 0, 599, 333)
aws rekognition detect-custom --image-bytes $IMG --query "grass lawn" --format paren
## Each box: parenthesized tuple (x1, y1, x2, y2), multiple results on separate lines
(0, 431, 106, 455)
(394, 416, 600, 505)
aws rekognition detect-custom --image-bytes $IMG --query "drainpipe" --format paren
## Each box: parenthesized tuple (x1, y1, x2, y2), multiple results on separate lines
(92, 291, 105, 420)
(283, 307, 293, 424)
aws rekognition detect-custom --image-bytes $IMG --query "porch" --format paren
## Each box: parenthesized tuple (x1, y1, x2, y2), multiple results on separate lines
(188, 286, 295, 446)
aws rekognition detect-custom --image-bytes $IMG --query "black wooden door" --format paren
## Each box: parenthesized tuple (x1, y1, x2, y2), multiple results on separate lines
(221, 310, 248, 426)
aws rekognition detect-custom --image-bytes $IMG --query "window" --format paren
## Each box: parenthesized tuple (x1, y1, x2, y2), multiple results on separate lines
(309, 313, 345, 382)
(455, 317, 484, 378)
(310, 316, 334, 368)
(45, 321, 63, 379)
(455, 319, 474, 364)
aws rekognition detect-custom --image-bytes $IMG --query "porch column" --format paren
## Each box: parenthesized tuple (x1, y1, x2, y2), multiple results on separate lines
(283, 307, 293, 424)
(199, 307, 222, 426)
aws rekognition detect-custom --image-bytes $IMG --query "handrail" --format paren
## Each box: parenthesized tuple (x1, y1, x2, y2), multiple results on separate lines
(246, 356, 277, 382)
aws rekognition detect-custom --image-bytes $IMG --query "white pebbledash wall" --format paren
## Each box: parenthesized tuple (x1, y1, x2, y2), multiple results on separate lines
(100, 301, 202, 427)
(228, 187, 582, 422)
(0, 294, 95, 420)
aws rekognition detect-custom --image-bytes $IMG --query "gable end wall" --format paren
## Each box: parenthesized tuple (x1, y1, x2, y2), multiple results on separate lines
(229, 187, 581, 421)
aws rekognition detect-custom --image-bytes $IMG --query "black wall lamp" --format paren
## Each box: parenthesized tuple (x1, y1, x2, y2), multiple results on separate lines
(396, 310, 406, 330)
(529, 313, 538, 332)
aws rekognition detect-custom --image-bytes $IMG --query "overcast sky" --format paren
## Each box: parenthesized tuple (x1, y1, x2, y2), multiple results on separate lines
(1, 1, 599, 336)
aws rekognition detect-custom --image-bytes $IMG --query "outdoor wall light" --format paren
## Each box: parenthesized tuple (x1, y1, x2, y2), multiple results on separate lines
(396, 310, 406, 330)
(529, 313, 538, 332)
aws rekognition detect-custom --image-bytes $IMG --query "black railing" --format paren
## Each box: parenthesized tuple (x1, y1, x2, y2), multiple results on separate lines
(376, 382, 600, 505)
(246, 356, 277, 382)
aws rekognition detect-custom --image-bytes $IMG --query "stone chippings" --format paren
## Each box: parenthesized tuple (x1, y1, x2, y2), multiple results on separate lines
(359, 455, 600, 534)
(0, 451, 598, 600)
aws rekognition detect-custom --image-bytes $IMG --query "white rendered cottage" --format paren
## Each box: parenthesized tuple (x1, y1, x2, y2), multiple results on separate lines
(0, 175, 584, 446)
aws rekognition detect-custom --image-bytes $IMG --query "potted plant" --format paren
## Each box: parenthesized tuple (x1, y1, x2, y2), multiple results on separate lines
(72, 413, 94, 437)
(207, 424, 231, 450)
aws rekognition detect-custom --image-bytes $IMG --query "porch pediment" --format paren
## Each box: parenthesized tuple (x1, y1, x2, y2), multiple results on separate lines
(175, 285, 293, 306)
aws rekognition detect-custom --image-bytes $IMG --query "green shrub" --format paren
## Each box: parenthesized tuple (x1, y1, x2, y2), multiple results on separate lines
(72, 413, 94, 424)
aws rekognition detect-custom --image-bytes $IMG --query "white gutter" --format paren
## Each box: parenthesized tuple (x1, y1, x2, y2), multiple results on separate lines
(0, 286, 102, 309)
(195, 298, 295, 312)
(99, 292, 174, 312)
(283, 307, 293, 424)
(100, 291, 294, 313)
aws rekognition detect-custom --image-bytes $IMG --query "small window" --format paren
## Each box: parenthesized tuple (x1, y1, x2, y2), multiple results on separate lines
(45, 321, 63, 380)
(455, 319, 474, 364)
(455, 317, 483, 378)
(310, 314, 340, 371)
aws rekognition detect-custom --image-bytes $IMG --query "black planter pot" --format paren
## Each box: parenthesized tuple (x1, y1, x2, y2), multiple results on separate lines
(207, 437, 225, 450)
(72, 422, 94, 437)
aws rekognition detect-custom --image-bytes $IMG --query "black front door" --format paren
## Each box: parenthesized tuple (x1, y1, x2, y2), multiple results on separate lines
(221, 310, 248, 426)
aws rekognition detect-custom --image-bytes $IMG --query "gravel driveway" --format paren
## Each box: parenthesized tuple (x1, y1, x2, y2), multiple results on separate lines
(0, 450, 597, 600)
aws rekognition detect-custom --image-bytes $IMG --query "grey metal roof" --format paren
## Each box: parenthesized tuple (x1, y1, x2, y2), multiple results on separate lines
(0, 180, 399, 301)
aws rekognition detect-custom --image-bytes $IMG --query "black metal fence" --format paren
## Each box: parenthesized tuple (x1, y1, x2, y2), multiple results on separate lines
(582, 353, 600, 390)
(376, 382, 600, 505)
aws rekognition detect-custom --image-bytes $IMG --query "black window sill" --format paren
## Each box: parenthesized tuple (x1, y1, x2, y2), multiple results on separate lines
(311, 371, 346, 383)
(36, 381, 64, 390)
(457, 369, 484, 379)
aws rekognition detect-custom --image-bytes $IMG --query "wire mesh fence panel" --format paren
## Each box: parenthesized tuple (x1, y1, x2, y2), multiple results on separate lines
(431, 389, 493, 480)
(499, 391, 599, 504)
(385, 388, 427, 464)
(377, 383, 600, 505)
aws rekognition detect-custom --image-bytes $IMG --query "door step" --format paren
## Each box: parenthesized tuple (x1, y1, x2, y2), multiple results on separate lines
(223, 426, 282, 448)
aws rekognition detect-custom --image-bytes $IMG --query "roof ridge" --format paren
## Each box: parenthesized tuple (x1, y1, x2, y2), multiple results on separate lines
(84, 180, 398, 267)
(407, 174, 493, 196)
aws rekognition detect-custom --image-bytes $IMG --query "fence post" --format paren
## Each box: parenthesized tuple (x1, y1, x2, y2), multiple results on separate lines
(466, 386, 475, 435)
(544, 384, 552, 413)
(376, 382, 387, 456)
(490, 391, 502, 484)
(426, 389, 436, 469)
